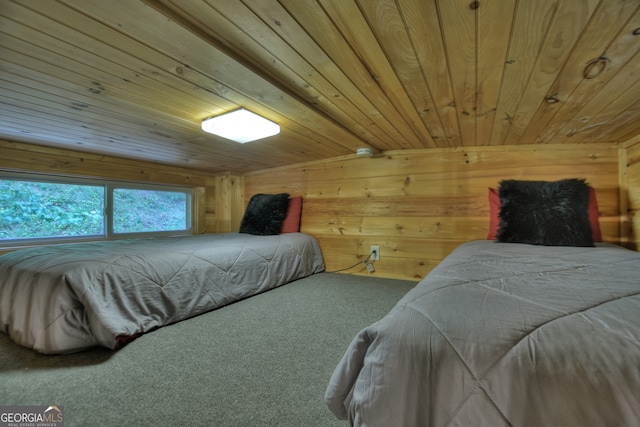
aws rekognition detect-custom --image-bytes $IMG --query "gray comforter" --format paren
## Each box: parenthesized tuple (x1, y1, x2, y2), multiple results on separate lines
(0, 232, 324, 354)
(325, 240, 640, 426)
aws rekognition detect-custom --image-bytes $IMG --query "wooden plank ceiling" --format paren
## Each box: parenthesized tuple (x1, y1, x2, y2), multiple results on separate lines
(1, 0, 640, 174)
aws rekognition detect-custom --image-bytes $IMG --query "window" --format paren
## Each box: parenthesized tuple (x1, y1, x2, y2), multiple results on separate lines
(112, 188, 190, 234)
(1, 172, 192, 246)
(0, 179, 105, 240)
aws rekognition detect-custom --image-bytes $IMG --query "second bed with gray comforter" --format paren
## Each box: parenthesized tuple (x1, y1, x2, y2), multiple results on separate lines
(1, 232, 324, 354)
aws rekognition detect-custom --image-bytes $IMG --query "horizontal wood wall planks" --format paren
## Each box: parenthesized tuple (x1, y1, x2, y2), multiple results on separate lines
(246, 144, 622, 281)
(626, 139, 640, 250)
(1, 139, 637, 278)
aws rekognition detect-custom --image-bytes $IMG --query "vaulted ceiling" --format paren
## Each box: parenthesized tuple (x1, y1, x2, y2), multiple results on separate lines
(1, 0, 640, 174)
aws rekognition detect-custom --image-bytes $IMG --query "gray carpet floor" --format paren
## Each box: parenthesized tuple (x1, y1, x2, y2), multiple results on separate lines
(0, 272, 416, 427)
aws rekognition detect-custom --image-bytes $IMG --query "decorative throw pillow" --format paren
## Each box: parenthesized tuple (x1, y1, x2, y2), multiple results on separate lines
(497, 179, 594, 247)
(239, 193, 290, 235)
(487, 187, 501, 240)
(487, 185, 602, 242)
(281, 196, 303, 233)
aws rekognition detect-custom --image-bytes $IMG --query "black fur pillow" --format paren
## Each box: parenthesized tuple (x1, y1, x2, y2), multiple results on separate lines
(497, 179, 594, 247)
(239, 193, 290, 235)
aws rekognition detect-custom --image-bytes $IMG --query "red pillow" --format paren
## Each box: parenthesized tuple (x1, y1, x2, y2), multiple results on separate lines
(281, 196, 303, 233)
(487, 187, 602, 242)
(487, 187, 501, 240)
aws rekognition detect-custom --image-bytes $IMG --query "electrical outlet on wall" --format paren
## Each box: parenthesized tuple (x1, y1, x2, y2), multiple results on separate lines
(370, 245, 380, 261)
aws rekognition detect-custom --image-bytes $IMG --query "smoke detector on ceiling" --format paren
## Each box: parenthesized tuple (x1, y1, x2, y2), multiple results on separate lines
(356, 147, 374, 157)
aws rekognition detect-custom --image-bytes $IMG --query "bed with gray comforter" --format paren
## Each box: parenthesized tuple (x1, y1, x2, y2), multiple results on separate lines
(325, 240, 640, 426)
(0, 232, 324, 354)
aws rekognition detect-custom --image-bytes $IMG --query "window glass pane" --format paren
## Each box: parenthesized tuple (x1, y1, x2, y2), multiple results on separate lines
(113, 188, 189, 234)
(0, 179, 104, 240)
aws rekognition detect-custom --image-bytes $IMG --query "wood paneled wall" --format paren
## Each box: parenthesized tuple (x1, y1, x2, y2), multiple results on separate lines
(211, 173, 244, 233)
(625, 137, 640, 250)
(2, 139, 633, 280)
(245, 144, 622, 281)
(0, 139, 219, 235)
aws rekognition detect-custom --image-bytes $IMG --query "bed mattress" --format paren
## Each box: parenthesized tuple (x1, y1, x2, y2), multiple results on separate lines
(325, 240, 640, 426)
(0, 232, 324, 354)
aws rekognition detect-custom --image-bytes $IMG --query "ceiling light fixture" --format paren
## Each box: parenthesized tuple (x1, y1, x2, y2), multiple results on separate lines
(201, 109, 280, 143)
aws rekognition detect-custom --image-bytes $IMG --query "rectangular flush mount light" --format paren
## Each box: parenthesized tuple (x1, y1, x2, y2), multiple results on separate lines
(201, 108, 280, 143)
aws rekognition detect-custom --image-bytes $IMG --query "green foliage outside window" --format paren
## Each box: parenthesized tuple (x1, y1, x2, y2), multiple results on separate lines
(0, 178, 191, 241)
(113, 188, 188, 233)
(0, 181, 104, 239)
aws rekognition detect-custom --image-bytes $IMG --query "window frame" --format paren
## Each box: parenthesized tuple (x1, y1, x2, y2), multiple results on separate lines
(0, 171, 193, 249)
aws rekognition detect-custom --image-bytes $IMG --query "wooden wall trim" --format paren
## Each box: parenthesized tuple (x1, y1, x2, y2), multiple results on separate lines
(244, 143, 621, 177)
(618, 148, 630, 247)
